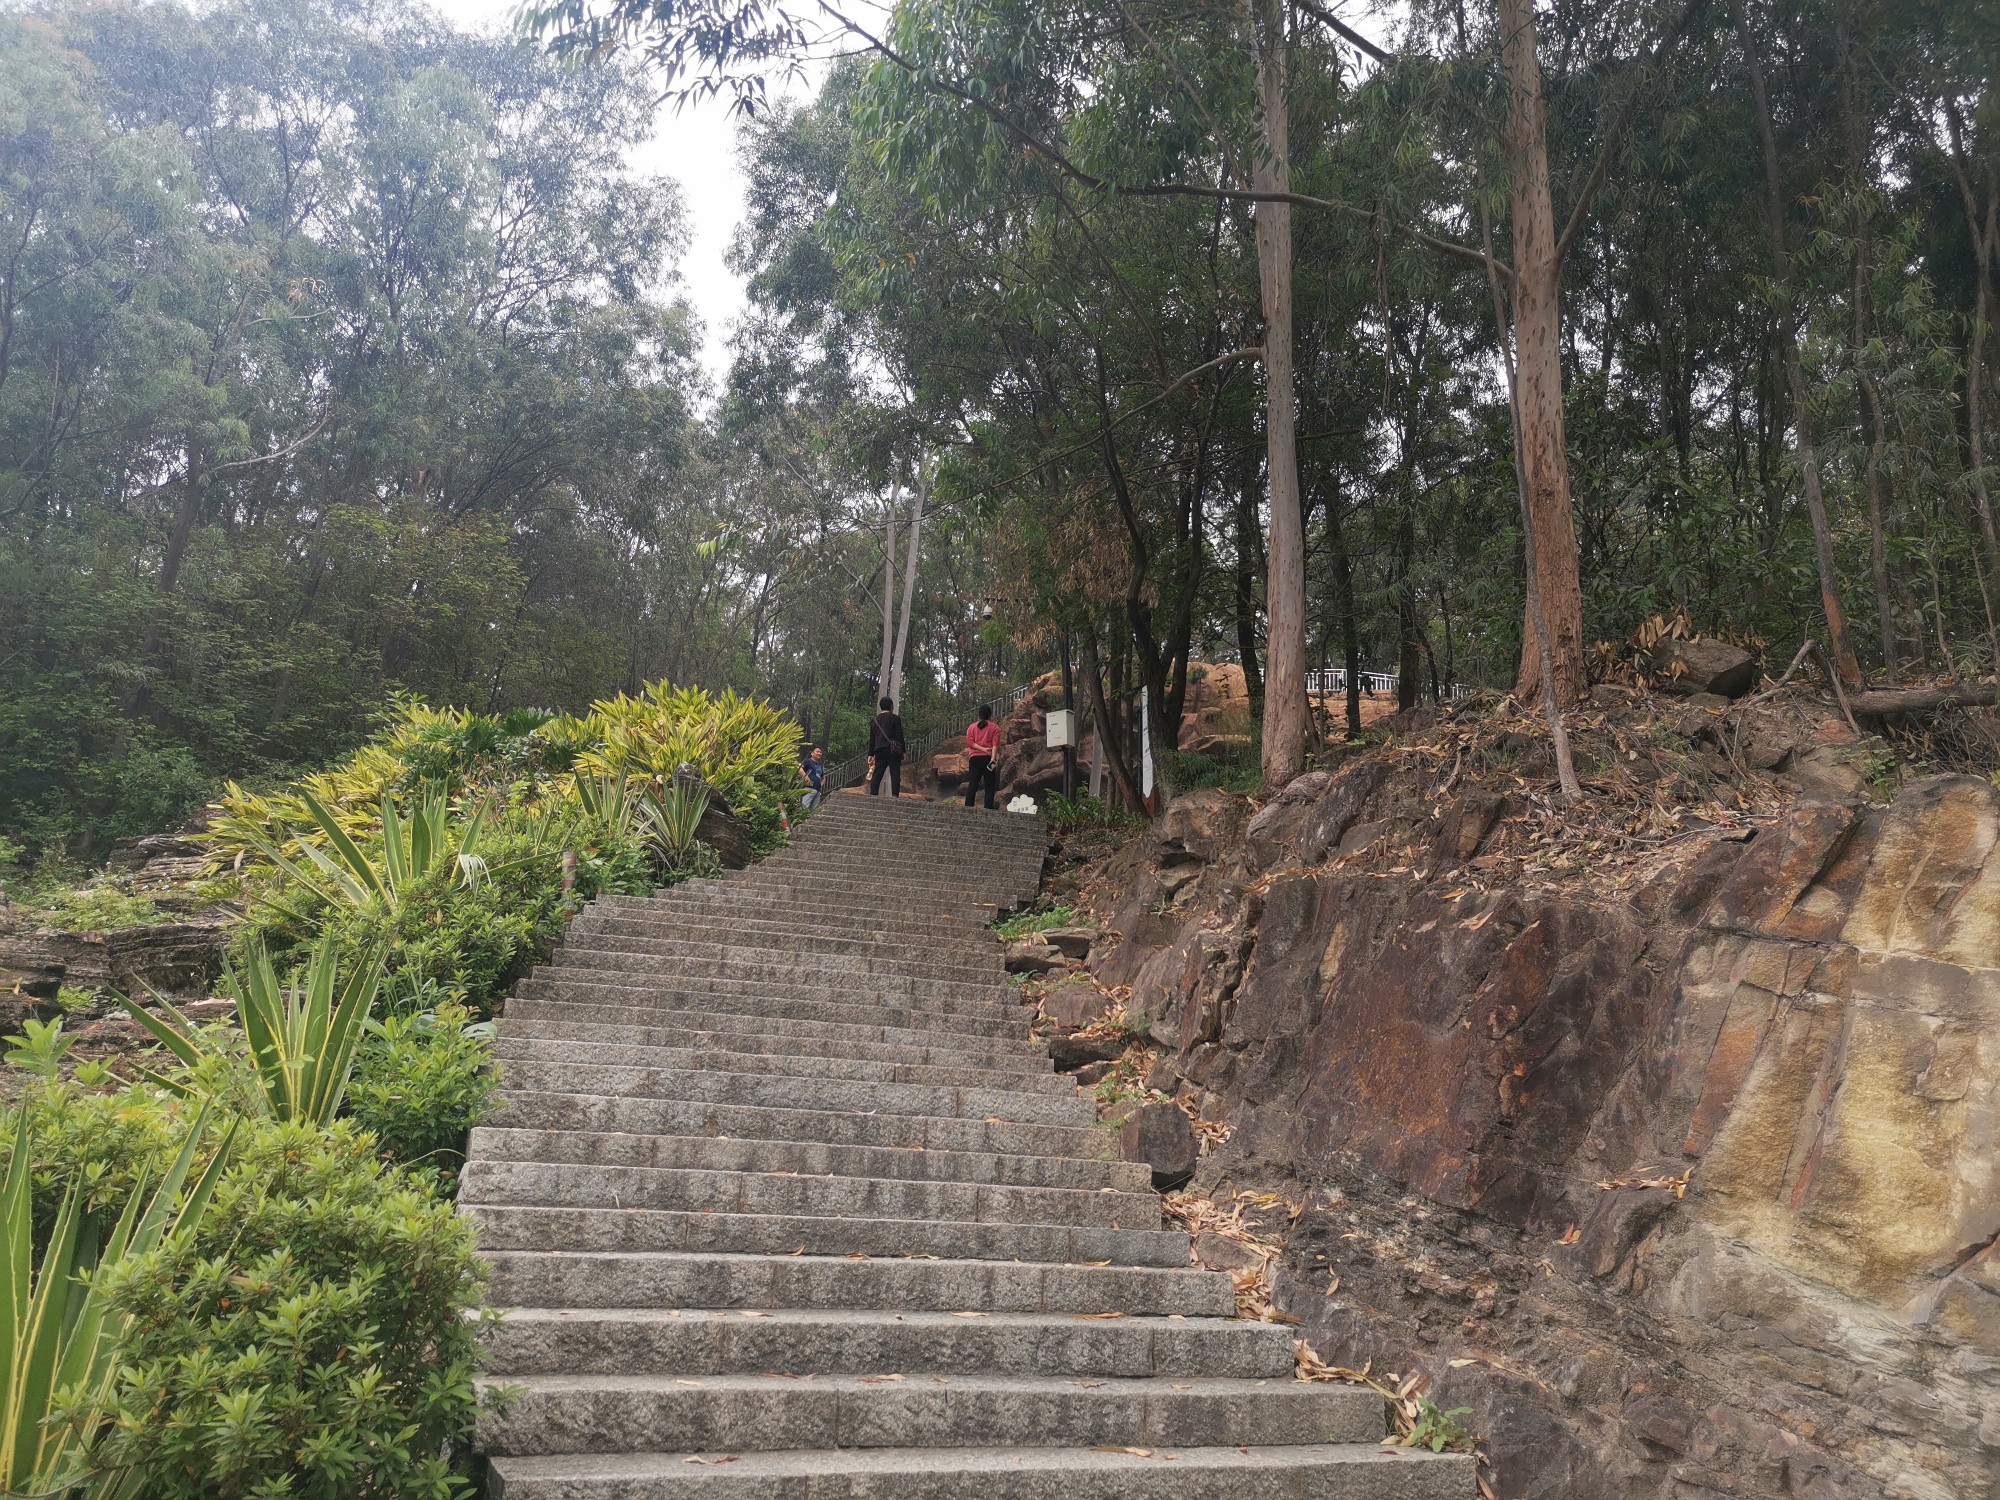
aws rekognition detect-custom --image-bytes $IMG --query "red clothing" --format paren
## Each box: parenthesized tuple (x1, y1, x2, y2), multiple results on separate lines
(965, 719, 1001, 756)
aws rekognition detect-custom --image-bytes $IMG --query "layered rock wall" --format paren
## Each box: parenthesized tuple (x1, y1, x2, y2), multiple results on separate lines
(1091, 773, 2000, 1498)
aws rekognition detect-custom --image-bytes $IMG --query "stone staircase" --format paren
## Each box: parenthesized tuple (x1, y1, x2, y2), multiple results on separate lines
(466, 792, 1472, 1497)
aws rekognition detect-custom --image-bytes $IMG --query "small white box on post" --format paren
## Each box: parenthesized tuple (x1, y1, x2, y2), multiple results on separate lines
(1045, 709, 1075, 749)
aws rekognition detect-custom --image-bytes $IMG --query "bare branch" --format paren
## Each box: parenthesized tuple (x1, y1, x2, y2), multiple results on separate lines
(1292, 0, 1393, 64)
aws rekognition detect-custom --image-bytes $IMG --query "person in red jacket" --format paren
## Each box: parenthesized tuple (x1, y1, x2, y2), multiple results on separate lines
(963, 704, 1001, 809)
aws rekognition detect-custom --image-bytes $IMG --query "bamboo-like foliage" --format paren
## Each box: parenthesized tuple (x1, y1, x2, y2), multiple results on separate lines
(204, 687, 800, 872)
(568, 682, 801, 817)
(119, 939, 383, 1127)
(0, 1107, 232, 1497)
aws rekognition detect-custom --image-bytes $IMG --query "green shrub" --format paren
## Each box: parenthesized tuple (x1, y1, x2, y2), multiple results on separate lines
(17, 1086, 484, 1500)
(992, 905, 1075, 940)
(1042, 792, 1142, 834)
(31, 884, 162, 933)
(348, 1004, 497, 1187)
(242, 809, 654, 1019)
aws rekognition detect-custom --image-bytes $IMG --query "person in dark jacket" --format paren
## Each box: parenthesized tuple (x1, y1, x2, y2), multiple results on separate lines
(868, 698, 905, 797)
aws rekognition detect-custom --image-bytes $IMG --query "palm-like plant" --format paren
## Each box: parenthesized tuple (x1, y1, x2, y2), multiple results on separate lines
(0, 1107, 232, 1498)
(571, 772, 641, 836)
(637, 780, 709, 867)
(239, 789, 492, 922)
(119, 938, 383, 1127)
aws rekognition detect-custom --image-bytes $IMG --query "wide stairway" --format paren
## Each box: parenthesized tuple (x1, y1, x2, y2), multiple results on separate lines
(465, 793, 1471, 1497)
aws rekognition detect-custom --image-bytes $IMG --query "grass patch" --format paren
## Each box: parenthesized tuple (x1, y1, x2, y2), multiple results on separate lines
(993, 904, 1075, 940)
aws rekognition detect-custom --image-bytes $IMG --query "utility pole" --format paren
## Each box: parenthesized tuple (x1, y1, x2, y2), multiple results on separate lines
(889, 465, 926, 703)
(876, 482, 900, 698)
(1059, 630, 1077, 799)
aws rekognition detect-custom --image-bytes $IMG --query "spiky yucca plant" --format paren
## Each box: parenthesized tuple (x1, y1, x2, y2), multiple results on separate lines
(120, 938, 383, 1127)
(0, 1107, 232, 1498)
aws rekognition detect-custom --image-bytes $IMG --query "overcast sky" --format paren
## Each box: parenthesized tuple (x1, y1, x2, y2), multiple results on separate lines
(427, 0, 790, 390)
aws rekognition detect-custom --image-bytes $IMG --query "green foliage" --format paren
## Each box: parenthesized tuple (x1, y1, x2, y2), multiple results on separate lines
(1161, 746, 1261, 796)
(0, 1105, 230, 1499)
(567, 681, 803, 835)
(1042, 793, 1142, 835)
(121, 938, 383, 1127)
(347, 1006, 498, 1187)
(1403, 1397, 1477, 1454)
(992, 905, 1075, 940)
(17, 1088, 484, 1500)
(3, 1019, 74, 1080)
(0, 2, 706, 861)
(22, 886, 163, 935)
(232, 789, 502, 925)
(636, 780, 710, 867)
(241, 806, 653, 1020)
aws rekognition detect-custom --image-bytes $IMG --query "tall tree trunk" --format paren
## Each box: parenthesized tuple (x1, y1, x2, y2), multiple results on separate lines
(1250, 0, 1310, 788)
(1943, 101, 2000, 658)
(1233, 457, 1264, 721)
(1082, 629, 1146, 813)
(1394, 507, 1421, 711)
(889, 471, 926, 702)
(1479, 166, 1582, 800)
(1731, 0, 1862, 683)
(1836, 12, 1898, 674)
(820, 670, 841, 755)
(876, 483, 900, 697)
(1499, 0, 1589, 709)
(1326, 493, 1363, 735)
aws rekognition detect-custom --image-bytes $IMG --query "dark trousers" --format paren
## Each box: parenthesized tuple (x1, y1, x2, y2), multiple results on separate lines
(964, 754, 997, 809)
(869, 753, 901, 797)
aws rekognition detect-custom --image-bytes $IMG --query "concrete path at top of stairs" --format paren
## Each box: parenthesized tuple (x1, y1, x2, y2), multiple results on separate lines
(467, 792, 1473, 1499)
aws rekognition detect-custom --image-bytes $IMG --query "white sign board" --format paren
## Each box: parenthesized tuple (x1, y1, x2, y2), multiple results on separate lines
(1045, 709, 1075, 749)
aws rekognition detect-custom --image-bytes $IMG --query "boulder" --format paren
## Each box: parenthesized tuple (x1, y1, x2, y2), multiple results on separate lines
(1191, 1231, 1270, 1273)
(1004, 940, 1063, 975)
(673, 768, 754, 867)
(1157, 788, 1249, 865)
(1653, 638, 1756, 698)
(1121, 1100, 1198, 1189)
(1040, 926, 1095, 960)
(1048, 1032, 1126, 1071)
(104, 834, 212, 891)
(1783, 743, 1876, 799)
(1039, 975, 1108, 1030)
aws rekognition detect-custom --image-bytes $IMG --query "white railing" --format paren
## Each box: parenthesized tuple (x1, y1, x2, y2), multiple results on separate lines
(1304, 667, 1474, 702)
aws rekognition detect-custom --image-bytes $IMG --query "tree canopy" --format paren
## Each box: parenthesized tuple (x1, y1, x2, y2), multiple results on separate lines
(5, 0, 2000, 849)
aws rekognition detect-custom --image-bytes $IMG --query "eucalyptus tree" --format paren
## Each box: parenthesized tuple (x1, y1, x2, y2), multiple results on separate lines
(0, 0, 715, 851)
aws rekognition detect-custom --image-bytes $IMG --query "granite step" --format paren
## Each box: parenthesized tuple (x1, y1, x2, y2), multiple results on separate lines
(485, 1444, 1473, 1500)
(477, 1307, 1294, 1379)
(475, 1373, 1383, 1457)
(463, 1205, 1189, 1266)
(481, 1252, 1234, 1316)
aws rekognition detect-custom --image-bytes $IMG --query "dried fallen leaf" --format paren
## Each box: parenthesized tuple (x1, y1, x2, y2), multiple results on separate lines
(1558, 1225, 1581, 1246)
(682, 1455, 739, 1465)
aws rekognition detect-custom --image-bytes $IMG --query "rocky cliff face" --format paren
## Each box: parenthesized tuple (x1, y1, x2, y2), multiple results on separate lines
(1081, 722, 2000, 1499)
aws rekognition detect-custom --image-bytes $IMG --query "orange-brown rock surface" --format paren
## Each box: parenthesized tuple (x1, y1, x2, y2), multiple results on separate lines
(1075, 723, 2000, 1499)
